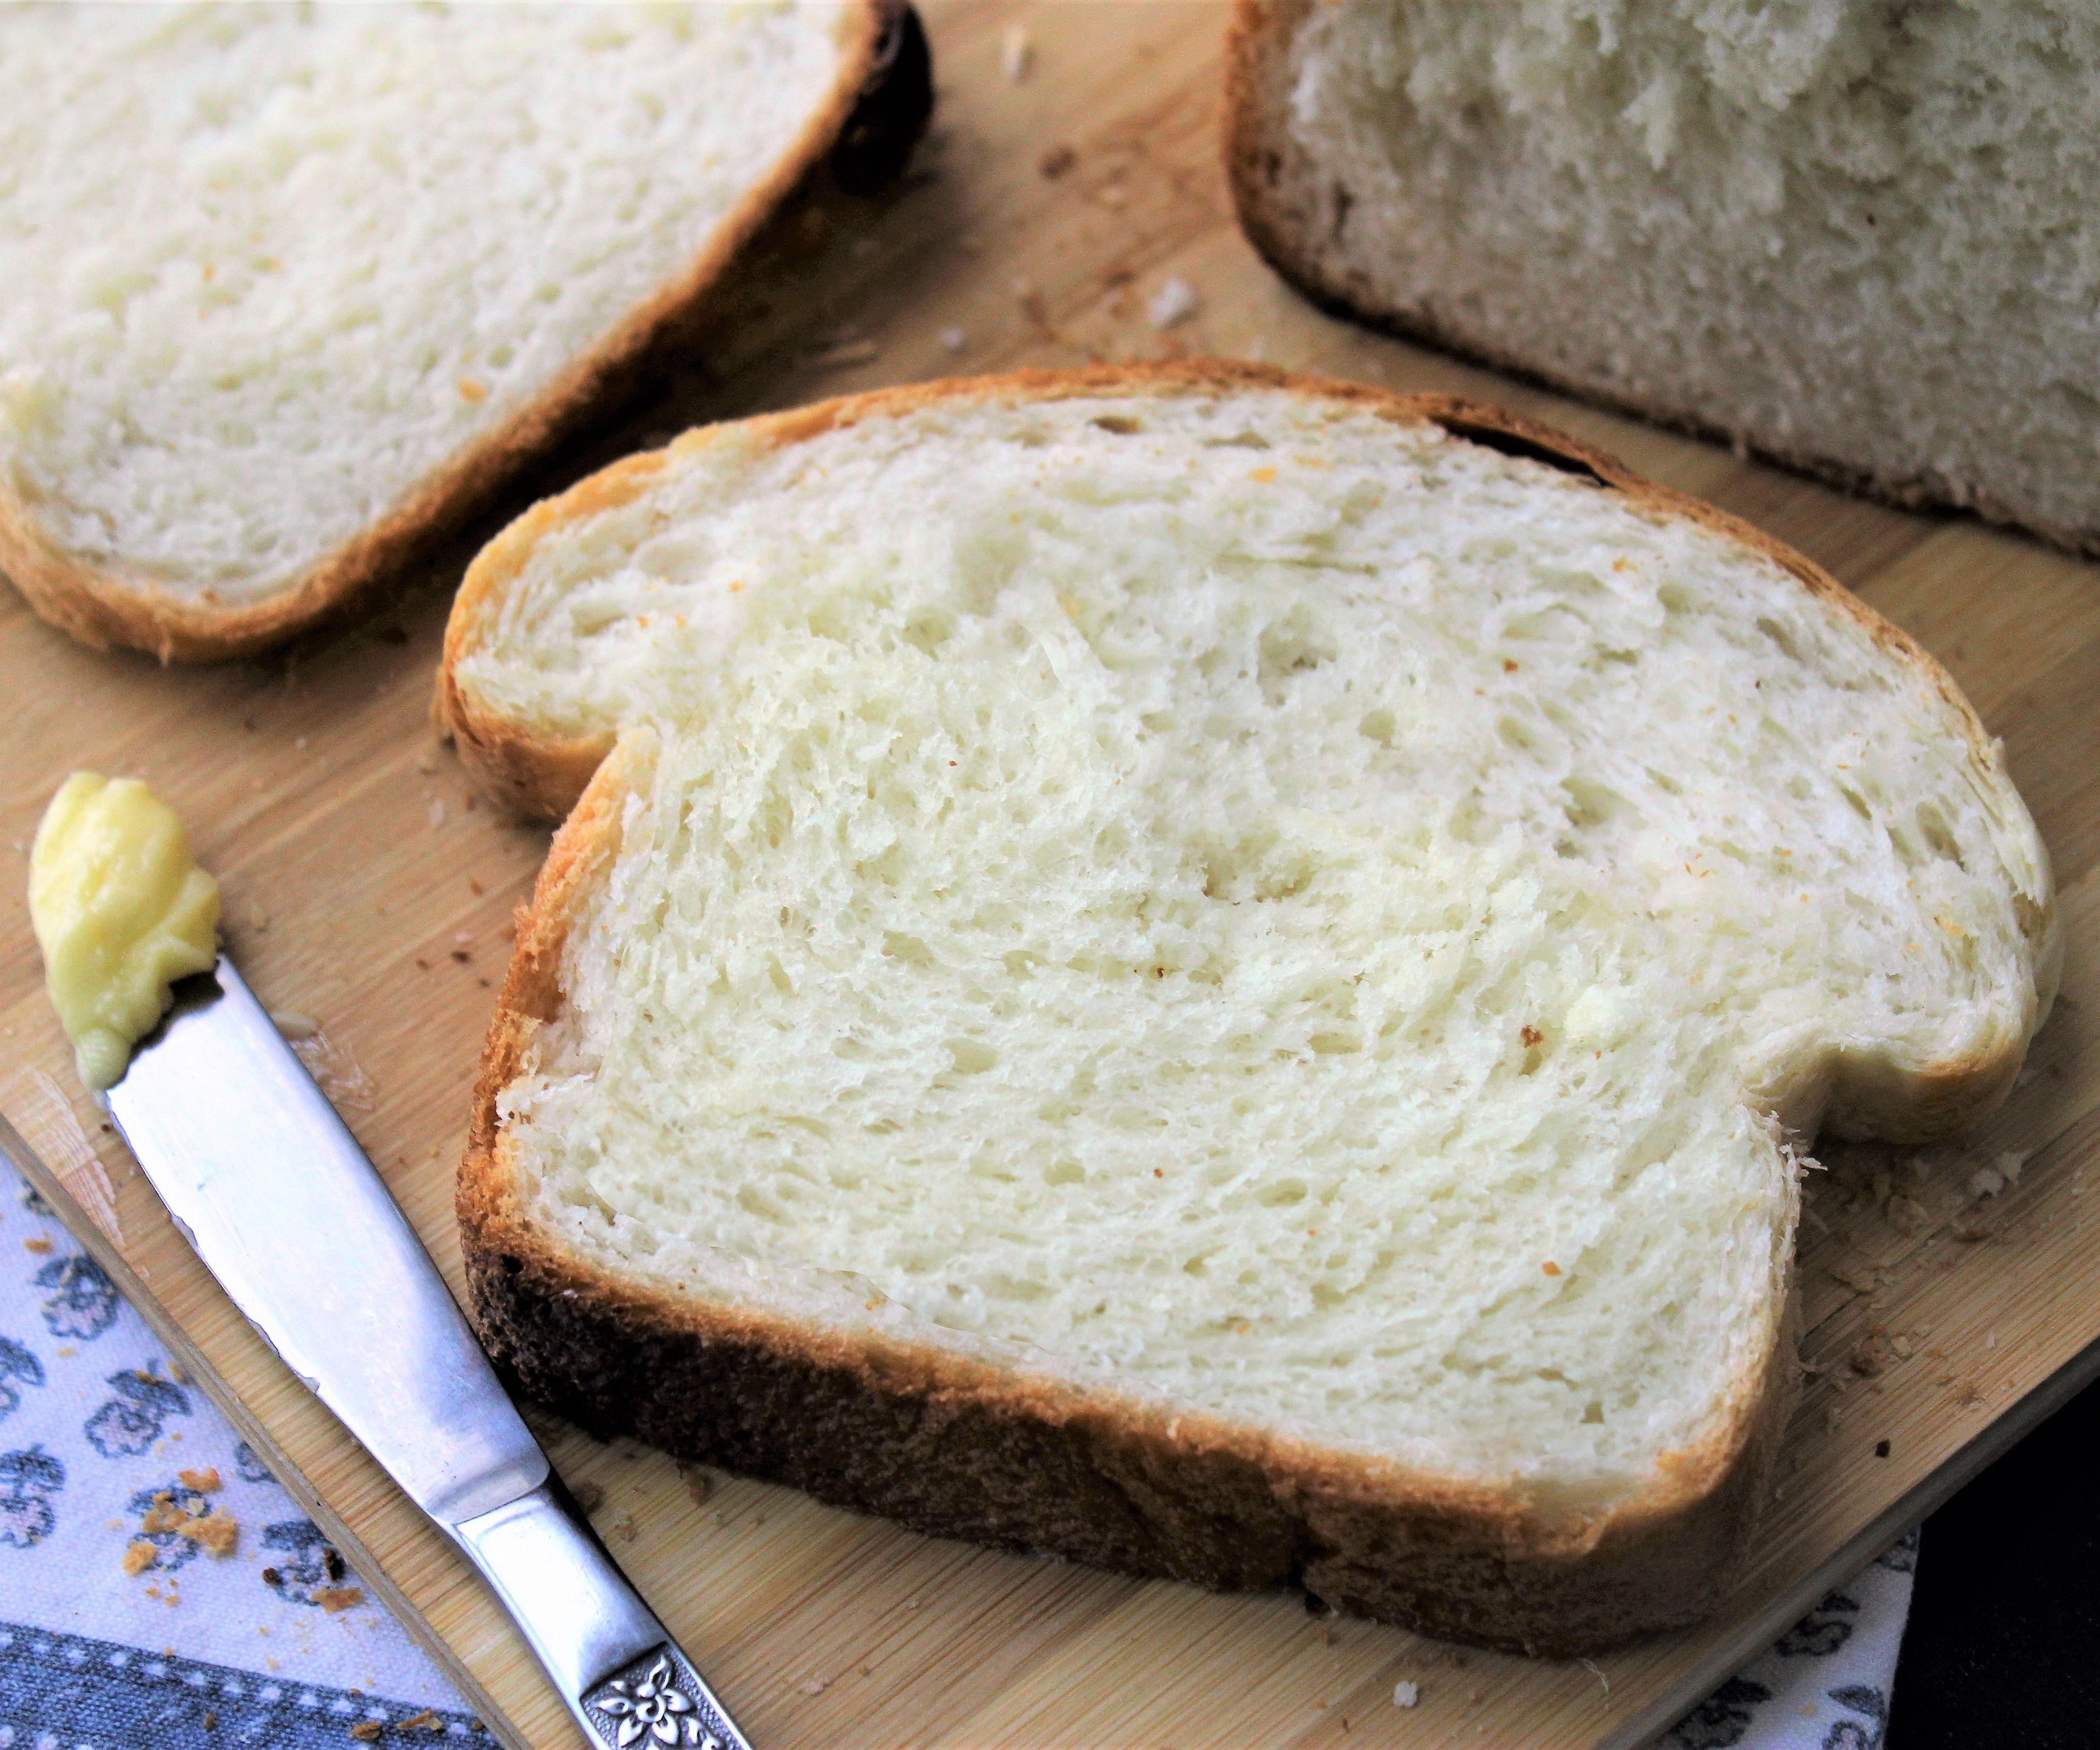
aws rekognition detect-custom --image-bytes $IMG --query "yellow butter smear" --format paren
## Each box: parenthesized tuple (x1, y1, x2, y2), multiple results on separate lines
(28, 773, 220, 1091)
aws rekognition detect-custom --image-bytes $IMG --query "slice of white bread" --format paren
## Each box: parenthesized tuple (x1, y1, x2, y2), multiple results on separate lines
(0, 2, 928, 661)
(449, 365, 2057, 1653)
(1226, 0, 2100, 554)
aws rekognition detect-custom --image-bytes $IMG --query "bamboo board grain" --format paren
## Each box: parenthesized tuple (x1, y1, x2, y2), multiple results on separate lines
(2, 4, 2096, 1746)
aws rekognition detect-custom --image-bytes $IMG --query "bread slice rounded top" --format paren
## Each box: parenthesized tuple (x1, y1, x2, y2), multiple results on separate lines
(449, 363, 2056, 1647)
(0, 1, 921, 660)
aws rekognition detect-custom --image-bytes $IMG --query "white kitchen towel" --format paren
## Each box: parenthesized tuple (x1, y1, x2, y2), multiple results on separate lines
(0, 1151, 1910, 1749)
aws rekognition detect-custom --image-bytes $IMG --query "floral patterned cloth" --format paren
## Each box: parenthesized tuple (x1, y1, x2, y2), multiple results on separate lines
(0, 1154, 1911, 1749)
(0, 1163, 484, 1748)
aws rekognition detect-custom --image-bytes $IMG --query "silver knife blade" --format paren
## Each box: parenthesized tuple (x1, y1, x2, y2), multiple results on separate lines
(107, 956, 544, 1524)
(100, 954, 752, 1750)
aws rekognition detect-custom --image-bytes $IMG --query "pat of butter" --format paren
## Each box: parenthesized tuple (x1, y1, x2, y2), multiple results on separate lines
(28, 772, 220, 1091)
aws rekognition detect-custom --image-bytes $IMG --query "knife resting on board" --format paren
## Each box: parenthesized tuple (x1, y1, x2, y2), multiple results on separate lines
(53, 953, 752, 1750)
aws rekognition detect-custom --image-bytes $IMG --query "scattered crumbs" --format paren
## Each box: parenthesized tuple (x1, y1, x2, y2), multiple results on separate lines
(800, 1678, 829, 1697)
(1849, 1330, 1893, 1378)
(1874, 1439, 1891, 1458)
(903, 1598, 920, 1611)
(450, 949, 471, 965)
(204, 1709, 218, 1729)
(415, 750, 440, 775)
(314, 1586, 365, 1615)
(467, 877, 486, 896)
(1393, 1681, 1419, 1708)
(186, 1510, 240, 1557)
(610, 1513, 638, 1543)
(456, 378, 488, 404)
(1886, 1194, 1929, 1235)
(401, 1711, 442, 1732)
(23, 1236, 51, 1254)
(1038, 143, 1076, 179)
(323, 1545, 348, 1582)
(1541, 1260, 1562, 1277)
(428, 800, 447, 829)
(123, 1539, 156, 1577)
(1000, 23, 1032, 81)
(1147, 275, 1198, 330)
(680, 1464, 715, 1506)
(1823, 1403, 1844, 1433)
(261, 1568, 282, 1586)
(1986, 1332, 1999, 1349)
(1951, 1206, 2005, 1243)
(938, 326, 967, 353)
(350, 1723, 383, 1742)
(294, 736, 309, 750)
(571, 1480, 605, 1515)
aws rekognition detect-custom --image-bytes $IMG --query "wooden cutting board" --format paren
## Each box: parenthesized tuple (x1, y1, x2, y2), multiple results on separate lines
(4, 4, 2097, 1746)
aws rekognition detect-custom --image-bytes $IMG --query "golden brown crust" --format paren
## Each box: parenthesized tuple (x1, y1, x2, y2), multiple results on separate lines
(0, 1, 930, 663)
(449, 358, 2047, 1652)
(1222, 0, 2100, 561)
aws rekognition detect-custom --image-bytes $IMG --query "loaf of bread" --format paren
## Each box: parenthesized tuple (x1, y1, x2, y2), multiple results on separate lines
(448, 365, 2056, 1654)
(0, 2, 927, 661)
(1227, 0, 2100, 554)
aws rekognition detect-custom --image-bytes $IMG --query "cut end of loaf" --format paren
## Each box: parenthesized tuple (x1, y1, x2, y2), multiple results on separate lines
(454, 364, 2053, 1649)
(1225, 0, 2100, 557)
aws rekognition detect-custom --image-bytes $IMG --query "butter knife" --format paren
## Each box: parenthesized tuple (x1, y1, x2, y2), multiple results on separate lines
(93, 954, 751, 1750)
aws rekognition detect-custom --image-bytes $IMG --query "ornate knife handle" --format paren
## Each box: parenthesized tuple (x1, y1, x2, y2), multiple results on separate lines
(451, 1482, 752, 1750)
(582, 1644, 743, 1750)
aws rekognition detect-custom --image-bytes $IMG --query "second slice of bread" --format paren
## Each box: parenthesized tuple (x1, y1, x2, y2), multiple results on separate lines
(0, 2, 927, 659)
(449, 365, 2056, 1653)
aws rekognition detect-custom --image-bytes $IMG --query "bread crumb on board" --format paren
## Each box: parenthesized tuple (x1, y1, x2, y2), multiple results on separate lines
(349, 1724, 382, 1742)
(1147, 276, 1199, 330)
(1393, 1680, 1420, 1707)
(314, 1585, 366, 1615)
(123, 1539, 156, 1577)
(1001, 24, 1032, 81)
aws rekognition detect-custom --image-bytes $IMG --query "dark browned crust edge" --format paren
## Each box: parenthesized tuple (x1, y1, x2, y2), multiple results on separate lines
(461, 736, 1795, 1657)
(445, 362, 2057, 1652)
(0, 1, 932, 663)
(1220, 0, 2100, 562)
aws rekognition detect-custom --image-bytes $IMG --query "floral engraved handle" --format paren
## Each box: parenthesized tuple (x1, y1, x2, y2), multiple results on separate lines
(581, 1645, 747, 1750)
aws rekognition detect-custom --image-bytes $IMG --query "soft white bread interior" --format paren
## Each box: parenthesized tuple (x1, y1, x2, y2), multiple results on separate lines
(454, 368, 2056, 1649)
(0, 2, 920, 659)
(1227, 0, 2100, 553)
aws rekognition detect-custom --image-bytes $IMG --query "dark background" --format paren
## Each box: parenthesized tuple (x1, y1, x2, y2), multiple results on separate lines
(1892, 1374, 2100, 1746)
